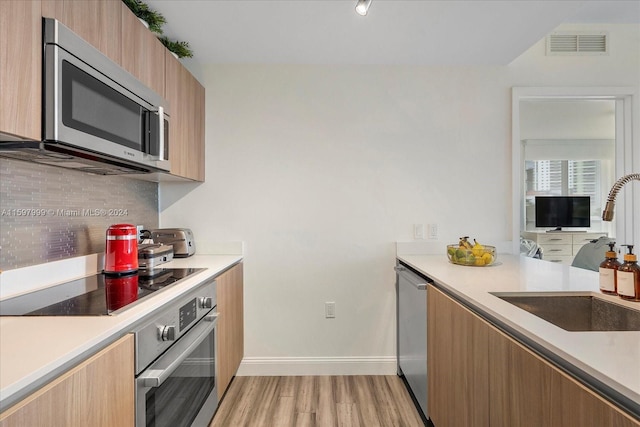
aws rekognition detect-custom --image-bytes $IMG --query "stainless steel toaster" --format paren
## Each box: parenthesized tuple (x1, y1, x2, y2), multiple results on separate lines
(138, 243, 174, 269)
(150, 228, 196, 257)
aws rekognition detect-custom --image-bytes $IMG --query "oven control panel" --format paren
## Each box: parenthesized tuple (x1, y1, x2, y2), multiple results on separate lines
(133, 278, 216, 375)
(179, 299, 197, 331)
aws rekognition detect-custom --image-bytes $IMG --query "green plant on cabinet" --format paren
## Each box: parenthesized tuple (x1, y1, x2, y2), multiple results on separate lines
(122, 0, 165, 33)
(121, 0, 194, 58)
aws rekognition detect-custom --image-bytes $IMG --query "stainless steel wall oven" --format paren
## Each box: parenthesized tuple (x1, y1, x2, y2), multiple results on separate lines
(134, 278, 219, 427)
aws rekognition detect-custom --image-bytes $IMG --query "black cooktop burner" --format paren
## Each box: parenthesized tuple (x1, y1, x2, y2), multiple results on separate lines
(0, 268, 204, 316)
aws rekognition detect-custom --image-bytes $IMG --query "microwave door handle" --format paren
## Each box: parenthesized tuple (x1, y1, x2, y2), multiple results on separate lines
(139, 314, 218, 388)
(157, 106, 166, 161)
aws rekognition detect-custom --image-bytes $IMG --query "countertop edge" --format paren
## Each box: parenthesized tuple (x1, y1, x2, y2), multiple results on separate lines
(0, 255, 243, 412)
(396, 254, 640, 421)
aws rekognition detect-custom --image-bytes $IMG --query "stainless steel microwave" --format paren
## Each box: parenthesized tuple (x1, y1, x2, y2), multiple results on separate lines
(0, 18, 170, 175)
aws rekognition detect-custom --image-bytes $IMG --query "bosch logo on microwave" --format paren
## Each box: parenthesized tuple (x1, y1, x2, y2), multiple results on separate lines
(124, 150, 136, 157)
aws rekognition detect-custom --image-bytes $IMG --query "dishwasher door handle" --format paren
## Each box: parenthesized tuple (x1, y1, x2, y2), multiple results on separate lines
(395, 265, 432, 290)
(411, 282, 428, 290)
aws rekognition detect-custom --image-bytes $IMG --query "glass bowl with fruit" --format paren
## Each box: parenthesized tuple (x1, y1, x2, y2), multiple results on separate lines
(447, 237, 497, 266)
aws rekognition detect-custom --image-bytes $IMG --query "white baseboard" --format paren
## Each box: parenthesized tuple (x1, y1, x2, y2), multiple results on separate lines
(236, 356, 397, 376)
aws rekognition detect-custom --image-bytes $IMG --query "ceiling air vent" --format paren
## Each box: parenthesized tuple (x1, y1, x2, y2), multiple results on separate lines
(546, 32, 608, 56)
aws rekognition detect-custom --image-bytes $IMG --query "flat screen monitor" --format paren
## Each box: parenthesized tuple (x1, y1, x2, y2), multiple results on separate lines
(535, 196, 591, 229)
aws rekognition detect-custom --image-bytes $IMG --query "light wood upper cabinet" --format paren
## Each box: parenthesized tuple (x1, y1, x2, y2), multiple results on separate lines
(41, 1, 163, 96)
(0, 334, 135, 427)
(0, 0, 42, 141)
(427, 285, 640, 427)
(216, 262, 244, 398)
(41, 0, 122, 64)
(194, 73, 206, 178)
(427, 285, 490, 427)
(3, 0, 205, 180)
(120, 2, 165, 97)
(165, 51, 206, 181)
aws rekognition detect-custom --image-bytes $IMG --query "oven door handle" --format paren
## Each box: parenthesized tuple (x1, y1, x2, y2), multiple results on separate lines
(138, 313, 218, 388)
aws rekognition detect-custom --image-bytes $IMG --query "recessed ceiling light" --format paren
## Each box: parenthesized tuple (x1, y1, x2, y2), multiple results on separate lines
(355, 0, 372, 16)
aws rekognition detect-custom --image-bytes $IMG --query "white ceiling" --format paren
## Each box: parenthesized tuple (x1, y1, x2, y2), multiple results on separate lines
(145, 0, 640, 65)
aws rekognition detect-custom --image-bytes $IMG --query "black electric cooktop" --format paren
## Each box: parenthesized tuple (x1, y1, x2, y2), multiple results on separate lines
(0, 268, 204, 316)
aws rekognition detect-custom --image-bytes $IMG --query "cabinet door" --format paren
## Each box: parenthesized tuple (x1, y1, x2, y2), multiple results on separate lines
(41, 0, 122, 64)
(550, 368, 639, 426)
(489, 328, 639, 427)
(427, 286, 490, 427)
(120, 2, 165, 97)
(165, 52, 206, 181)
(216, 263, 244, 398)
(488, 328, 553, 427)
(0, 334, 135, 427)
(193, 74, 206, 180)
(0, 0, 41, 141)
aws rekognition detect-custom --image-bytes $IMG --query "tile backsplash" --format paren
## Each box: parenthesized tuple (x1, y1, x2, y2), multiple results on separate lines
(0, 158, 159, 270)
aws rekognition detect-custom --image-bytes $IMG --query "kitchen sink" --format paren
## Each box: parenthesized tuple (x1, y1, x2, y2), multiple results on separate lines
(492, 292, 640, 332)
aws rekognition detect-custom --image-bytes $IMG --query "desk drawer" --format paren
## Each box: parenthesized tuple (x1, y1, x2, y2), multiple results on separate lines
(543, 255, 573, 264)
(572, 233, 607, 247)
(537, 234, 572, 245)
(540, 244, 572, 256)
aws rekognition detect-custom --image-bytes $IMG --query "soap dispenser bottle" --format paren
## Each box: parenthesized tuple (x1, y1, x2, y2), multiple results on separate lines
(599, 242, 621, 295)
(617, 245, 640, 301)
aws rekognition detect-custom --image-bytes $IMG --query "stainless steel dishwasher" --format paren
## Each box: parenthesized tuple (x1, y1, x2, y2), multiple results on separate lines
(396, 262, 432, 422)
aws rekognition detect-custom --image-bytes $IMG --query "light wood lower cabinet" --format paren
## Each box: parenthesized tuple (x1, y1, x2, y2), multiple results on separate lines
(489, 328, 639, 427)
(216, 262, 244, 399)
(427, 285, 639, 427)
(427, 285, 490, 427)
(489, 328, 553, 426)
(0, 334, 134, 427)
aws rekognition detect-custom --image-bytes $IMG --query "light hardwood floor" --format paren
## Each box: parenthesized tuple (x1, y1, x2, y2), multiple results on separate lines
(210, 375, 425, 427)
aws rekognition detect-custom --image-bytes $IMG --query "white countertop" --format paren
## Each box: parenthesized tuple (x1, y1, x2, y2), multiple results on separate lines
(396, 253, 640, 415)
(0, 254, 242, 411)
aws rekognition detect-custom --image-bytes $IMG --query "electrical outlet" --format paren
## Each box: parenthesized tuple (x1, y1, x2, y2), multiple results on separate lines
(428, 223, 438, 239)
(136, 225, 145, 242)
(414, 224, 425, 240)
(325, 302, 336, 318)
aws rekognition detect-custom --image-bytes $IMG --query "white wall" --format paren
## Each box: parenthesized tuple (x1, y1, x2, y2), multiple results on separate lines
(160, 24, 639, 374)
(520, 100, 616, 140)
